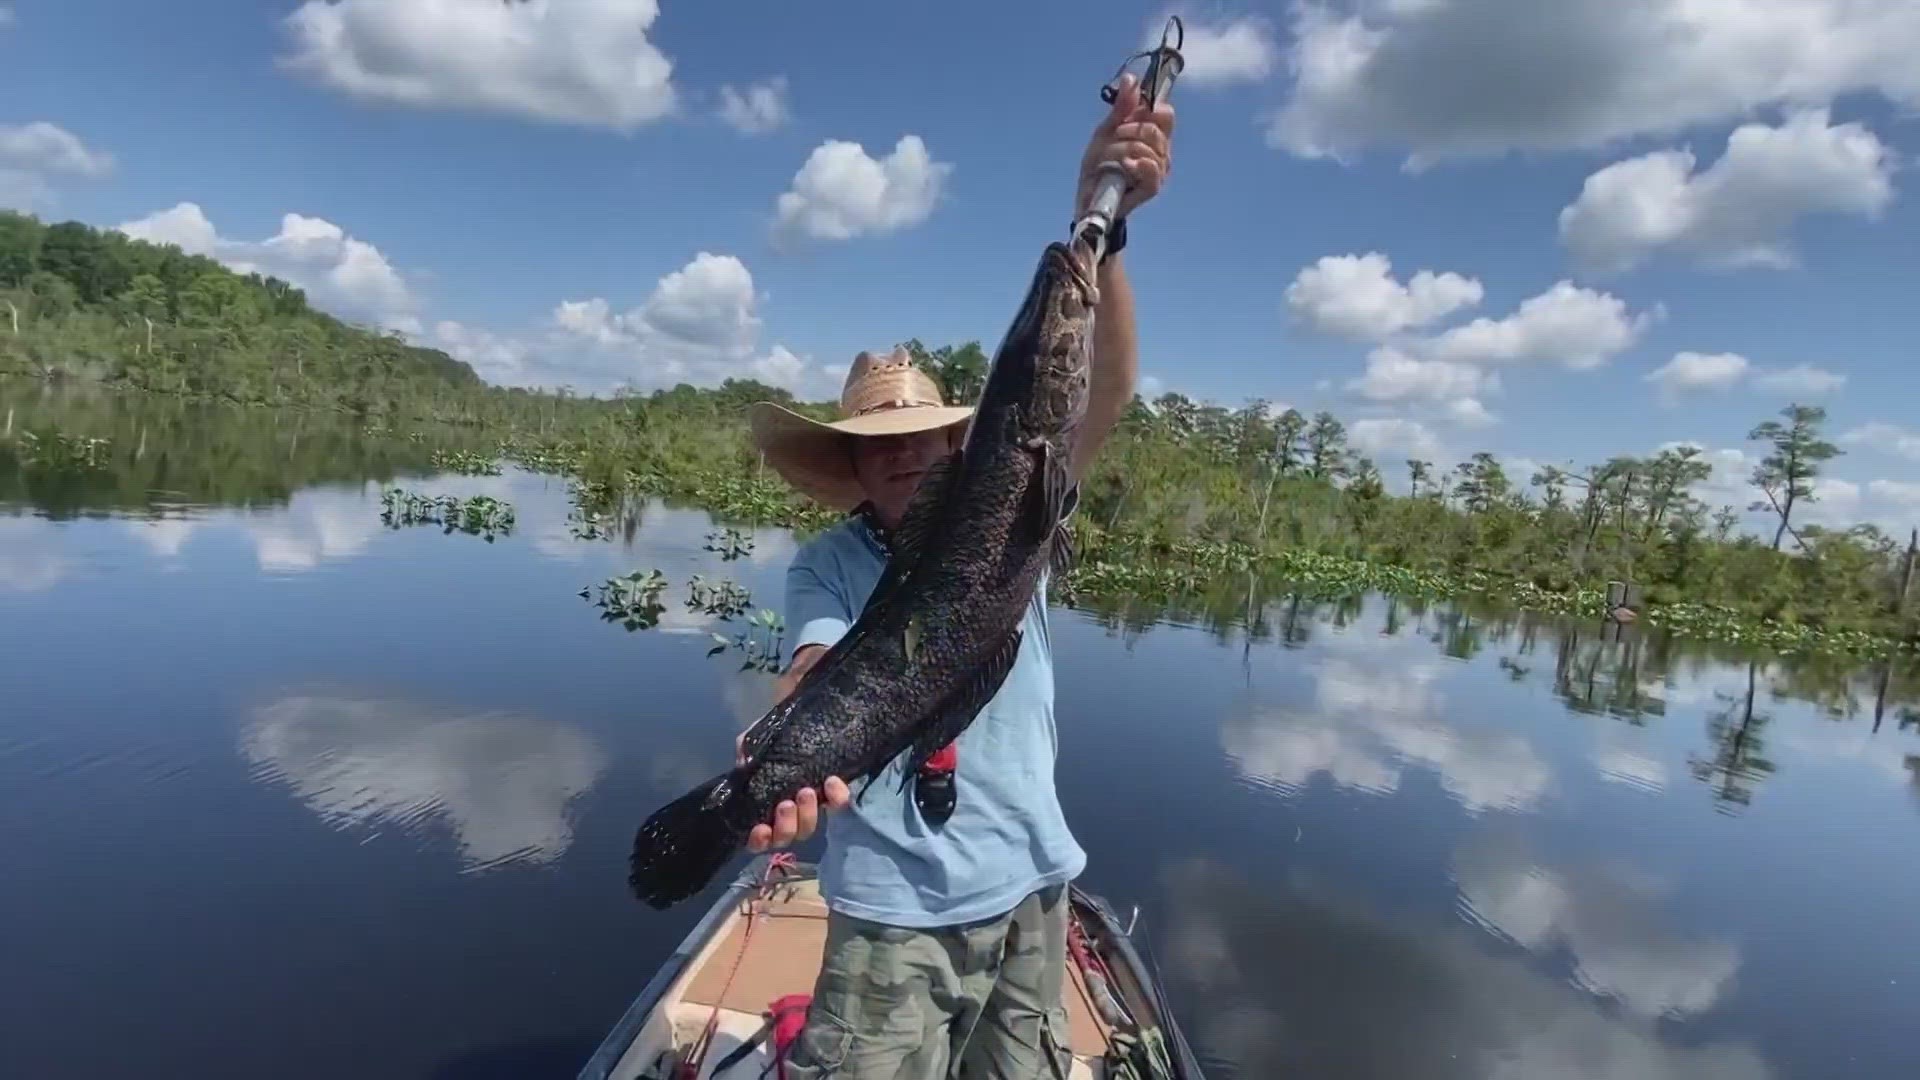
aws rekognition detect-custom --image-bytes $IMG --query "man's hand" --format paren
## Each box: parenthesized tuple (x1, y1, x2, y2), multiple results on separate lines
(1074, 71, 1176, 221)
(738, 644, 850, 853)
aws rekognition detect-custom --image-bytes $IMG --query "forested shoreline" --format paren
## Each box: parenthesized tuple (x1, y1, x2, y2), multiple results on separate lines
(3, 211, 1914, 656)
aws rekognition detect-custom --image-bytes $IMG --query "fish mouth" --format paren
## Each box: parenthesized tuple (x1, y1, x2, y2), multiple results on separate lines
(1050, 240, 1099, 301)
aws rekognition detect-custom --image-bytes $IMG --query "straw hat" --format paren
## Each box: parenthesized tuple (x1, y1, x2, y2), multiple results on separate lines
(748, 346, 974, 512)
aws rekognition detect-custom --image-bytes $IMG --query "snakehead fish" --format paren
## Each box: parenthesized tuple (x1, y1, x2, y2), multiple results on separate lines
(627, 239, 1101, 908)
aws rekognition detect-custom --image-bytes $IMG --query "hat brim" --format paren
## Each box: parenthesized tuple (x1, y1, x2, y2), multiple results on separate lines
(749, 400, 974, 512)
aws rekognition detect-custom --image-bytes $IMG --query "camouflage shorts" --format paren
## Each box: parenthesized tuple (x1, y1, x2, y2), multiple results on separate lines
(783, 884, 1076, 1080)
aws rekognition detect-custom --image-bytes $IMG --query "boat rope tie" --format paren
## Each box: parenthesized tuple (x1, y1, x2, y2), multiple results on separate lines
(677, 855, 800, 1079)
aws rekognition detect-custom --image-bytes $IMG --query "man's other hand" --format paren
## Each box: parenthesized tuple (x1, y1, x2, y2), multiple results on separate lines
(737, 643, 851, 852)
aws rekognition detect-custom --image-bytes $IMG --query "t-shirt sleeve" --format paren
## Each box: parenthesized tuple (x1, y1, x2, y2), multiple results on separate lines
(786, 550, 852, 657)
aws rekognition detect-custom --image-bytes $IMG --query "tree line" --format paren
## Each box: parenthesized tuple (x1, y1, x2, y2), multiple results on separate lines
(3, 209, 1913, 644)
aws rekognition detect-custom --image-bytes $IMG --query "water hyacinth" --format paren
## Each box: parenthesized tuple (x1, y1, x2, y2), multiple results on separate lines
(378, 488, 515, 541)
(709, 608, 786, 673)
(429, 449, 501, 476)
(703, 528, 754, 560)
(685, 575, 751, 620)
(582, 569, 669, 631)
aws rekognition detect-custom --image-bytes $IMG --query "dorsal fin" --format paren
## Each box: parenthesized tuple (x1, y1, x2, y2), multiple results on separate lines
(856, 449, 963, 618)
(891, 450, 960, 567)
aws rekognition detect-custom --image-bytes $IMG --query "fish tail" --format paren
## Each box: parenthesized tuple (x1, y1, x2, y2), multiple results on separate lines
(627, 770, 751, 909)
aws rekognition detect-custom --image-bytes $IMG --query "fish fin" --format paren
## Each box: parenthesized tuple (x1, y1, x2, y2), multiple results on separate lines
(628, 771, 750, 909)
(904, 613, 923, 663)
(855, 450, 962, 620)
(738, 694, 803, 764)
(1050, 520, 1076, 577)
(1021, 438, 1073, 545)
(898, 628, 1025, 785)
(891, 450, 960, 566)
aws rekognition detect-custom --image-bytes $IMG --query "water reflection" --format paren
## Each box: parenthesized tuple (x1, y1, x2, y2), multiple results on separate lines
(0, 513, 67, 591)
(1453, 832, 1740, 1019)
(122, 512, 198, 558)
(1224, 653, 1554, 813)
(240, 691, 608, 872)
(1155, 859, 1772, 1080)
(0, 382, 453, 516)
(1689, 662, 1777, 812)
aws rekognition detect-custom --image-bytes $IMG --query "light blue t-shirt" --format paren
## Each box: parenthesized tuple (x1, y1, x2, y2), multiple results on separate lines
(783, 510, 1087, 929)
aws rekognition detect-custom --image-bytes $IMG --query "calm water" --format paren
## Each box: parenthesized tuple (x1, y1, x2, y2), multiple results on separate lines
(4, 385, 1918, 1080)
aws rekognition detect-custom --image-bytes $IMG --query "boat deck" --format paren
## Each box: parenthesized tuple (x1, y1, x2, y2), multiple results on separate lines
(602, 874, 1115, 1079)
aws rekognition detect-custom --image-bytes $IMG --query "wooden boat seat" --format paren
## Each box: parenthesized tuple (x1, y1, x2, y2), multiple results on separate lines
(678, 877, 1113, 1061)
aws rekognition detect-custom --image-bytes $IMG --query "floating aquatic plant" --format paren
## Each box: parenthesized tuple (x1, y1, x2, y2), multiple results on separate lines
(581, 569, 669, 631)
(379, 488, 516, 541)
(686, 574, 752, 620)
(430, 449, 502, 476)
(564, 479, 617, 541)
(710, 608, 786, 672)
(704, 528, 755, 560)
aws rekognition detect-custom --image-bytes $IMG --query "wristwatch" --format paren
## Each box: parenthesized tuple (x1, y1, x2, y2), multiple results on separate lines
(1101, 215, 1127, 263)
(1073, 215, 1127, 264)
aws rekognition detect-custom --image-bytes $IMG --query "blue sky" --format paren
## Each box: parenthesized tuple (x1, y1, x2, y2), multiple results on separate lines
(3, 0, 1918, 528)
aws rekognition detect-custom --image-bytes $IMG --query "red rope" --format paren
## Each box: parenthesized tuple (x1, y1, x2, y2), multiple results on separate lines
(677, 854, 798, 1079)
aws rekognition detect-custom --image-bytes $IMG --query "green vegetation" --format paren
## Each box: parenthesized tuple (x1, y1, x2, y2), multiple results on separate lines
(430, 449, 501, 476)
(2, 212, 478, 410)
(711, 608, 788, 673)
(579, 566, 783, 670)
(4, 210, 1915, 658)
(704, 528, 755, 561)
(379, 488, 515, 540)
(686, 574, 753, 620)
(583, 569, 670, 631)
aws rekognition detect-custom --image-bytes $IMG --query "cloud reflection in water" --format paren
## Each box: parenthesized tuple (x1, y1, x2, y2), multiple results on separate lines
(1453, 833, 1740, 1019)
(1223, 657, 1553, 813)
(1155, 859, 1771, 1080)
(240, 692, 608, 872)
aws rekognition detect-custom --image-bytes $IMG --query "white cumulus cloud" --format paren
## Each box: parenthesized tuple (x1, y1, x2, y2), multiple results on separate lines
(1290, 254, 1650, 430)
(1268, 0, 1920, 166)
(1843, 421, 1920, 463)
(718, 76, 790, 135)
(279, 0, 678, 131)
(1286, 252, 1483, 342)
(1447, 396, 1497, 429)
(1349, 347, 1496, 409)
(1560, 108, 1898, 274)
(1645, 351, 1751, 404)
(1150, 13, 1278, 85)
(1644, 354, 1846, 405)
(0, 121, 114, 176)
(0, 121, 114, 209)
(1349, 417, 1445, 463)
(116, 202, 419, 333)
(542, 250, 830, 396)
(1752, 363, 1845, 397)
(1423, 281, 1652, 370)
(1868, 479, 1920, 509)
(773, 135, 950, 244)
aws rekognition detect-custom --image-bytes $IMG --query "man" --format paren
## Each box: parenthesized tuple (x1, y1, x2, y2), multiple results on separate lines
(741, 72, 1173, 1079)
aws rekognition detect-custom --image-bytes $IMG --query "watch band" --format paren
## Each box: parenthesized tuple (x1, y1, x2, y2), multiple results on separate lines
(1072, 215, 1128, 264)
